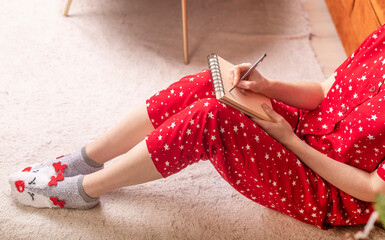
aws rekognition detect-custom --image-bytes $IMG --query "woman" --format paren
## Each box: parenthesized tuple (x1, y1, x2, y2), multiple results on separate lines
(9, 25, 385, 230)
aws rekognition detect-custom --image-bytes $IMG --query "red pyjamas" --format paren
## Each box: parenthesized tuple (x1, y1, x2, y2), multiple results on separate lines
(145, 25, 385, 229)
(145, 70, 342, 229)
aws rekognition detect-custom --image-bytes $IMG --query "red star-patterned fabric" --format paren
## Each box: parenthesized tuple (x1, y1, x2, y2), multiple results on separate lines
(145, 25, 385, 229)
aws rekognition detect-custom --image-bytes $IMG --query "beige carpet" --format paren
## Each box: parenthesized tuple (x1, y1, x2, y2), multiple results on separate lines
(1, 0, 384, 239)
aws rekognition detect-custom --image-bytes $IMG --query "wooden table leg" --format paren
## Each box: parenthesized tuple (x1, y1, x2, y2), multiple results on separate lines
(181, 0, 188, 64)
(64, 0, 73, 17)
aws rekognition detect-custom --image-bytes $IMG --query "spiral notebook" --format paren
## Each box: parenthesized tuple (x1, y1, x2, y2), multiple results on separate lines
(207, 53, 272, 121)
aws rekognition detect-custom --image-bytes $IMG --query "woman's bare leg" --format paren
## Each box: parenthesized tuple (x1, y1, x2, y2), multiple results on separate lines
(82, 140, 162, 198)
(85, 103, 155, 165)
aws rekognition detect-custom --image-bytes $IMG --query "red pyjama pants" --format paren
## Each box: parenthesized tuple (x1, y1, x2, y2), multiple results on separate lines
(145, 69, 343, 229)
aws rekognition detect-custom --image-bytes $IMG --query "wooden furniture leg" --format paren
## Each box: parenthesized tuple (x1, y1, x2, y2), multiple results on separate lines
(63, 0, 189, 64)
(181, 0, 189, 64)
(64, 0, 73, 17)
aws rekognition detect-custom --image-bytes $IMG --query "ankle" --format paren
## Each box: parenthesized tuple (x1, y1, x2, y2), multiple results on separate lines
(82, 146, 104, 167)
(81, 175, 102, 199)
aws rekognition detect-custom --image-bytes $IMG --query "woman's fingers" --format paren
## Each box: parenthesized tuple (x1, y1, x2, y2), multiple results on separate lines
(231, 63, 252, 86)
(237, 80, 254, 90)
(252, 104, 278, 126)
(261, 103, 280, 122)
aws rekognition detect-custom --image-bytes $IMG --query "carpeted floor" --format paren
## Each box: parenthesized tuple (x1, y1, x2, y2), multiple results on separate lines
(1, 0, 384, 239)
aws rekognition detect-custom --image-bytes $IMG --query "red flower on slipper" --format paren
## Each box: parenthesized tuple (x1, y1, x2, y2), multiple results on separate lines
(50, 197, 66, 208)
(22, 167, 32, 172)
(48, 172, 64, 186)
(15, 180, 25, 193)
(53, 161, 67, 173)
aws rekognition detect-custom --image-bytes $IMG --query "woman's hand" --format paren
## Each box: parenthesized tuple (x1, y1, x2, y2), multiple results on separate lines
(230, 63, 269, 94)
(252, 104, 296, 145)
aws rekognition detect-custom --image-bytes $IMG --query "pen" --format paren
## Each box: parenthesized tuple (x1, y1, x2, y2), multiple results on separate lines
(229, 53, 267, 93)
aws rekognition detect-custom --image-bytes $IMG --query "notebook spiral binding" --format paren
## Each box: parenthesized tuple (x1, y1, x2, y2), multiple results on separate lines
(207, 53, 225, 99)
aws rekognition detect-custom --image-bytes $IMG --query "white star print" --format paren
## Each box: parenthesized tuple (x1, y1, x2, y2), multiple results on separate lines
(165, 161, 170, 166)
(265, 154, 269, 160)
(367, 134, 375, 140)
(144, 67, 385, 223)
(179, 92, 184, 97)
(158, 135, 162, 140)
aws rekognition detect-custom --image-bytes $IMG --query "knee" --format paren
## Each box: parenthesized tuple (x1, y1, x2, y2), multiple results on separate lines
(184, 69, 212, 90)
(195, 69, 212, 86)
(193, 98, 228, 113)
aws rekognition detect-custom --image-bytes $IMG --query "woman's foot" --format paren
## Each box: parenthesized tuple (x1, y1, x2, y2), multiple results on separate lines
(9, 165, 99, 209)
(20, 147, 103, 178)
